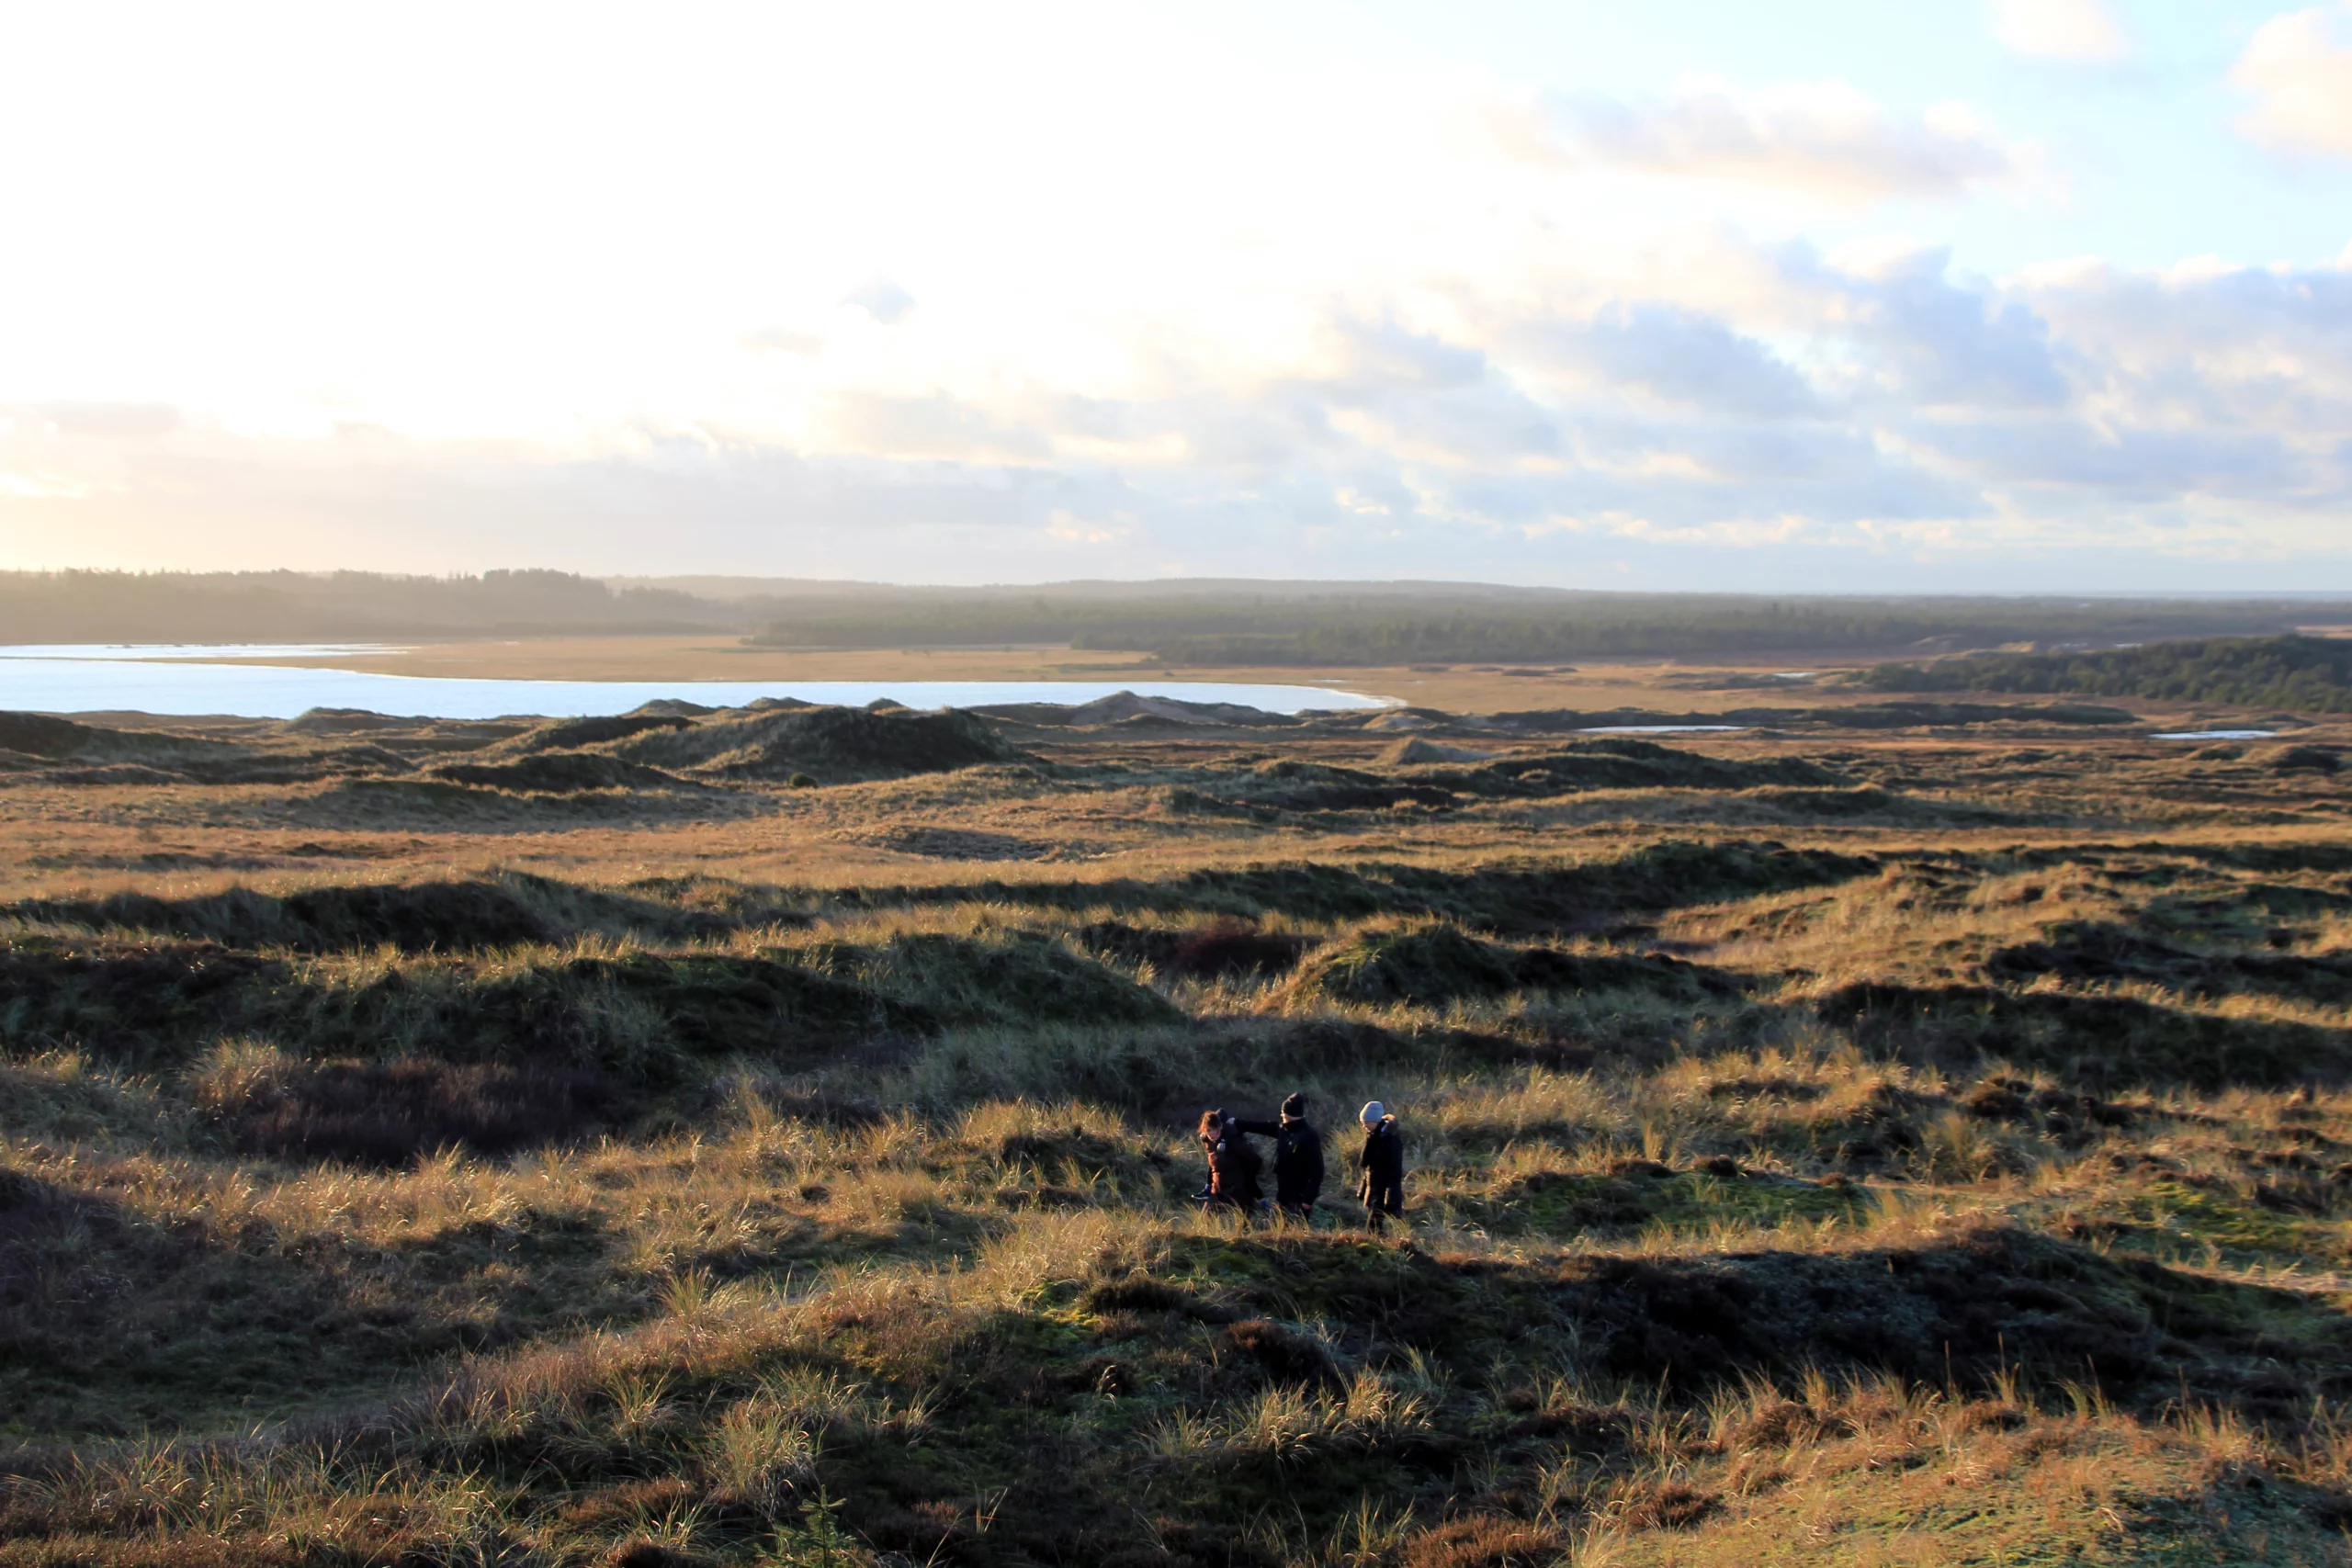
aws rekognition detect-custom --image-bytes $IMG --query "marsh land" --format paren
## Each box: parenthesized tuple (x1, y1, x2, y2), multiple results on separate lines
(8, 646, 2352, 1565)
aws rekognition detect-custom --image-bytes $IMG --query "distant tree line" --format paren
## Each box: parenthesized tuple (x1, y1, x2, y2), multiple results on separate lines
(0, 570, 727, 642)
(4, 572, 2343, 665)
(751, 595, 2340, 664)
(1857, 635, 2352, 713)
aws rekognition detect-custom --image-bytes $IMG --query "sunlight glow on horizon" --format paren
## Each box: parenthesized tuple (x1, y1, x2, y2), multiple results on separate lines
(3, 0, 2350, 591)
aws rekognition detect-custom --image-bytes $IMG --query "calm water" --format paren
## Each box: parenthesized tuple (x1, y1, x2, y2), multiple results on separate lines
(0, 646, 1388, 720)
(2150, 729, 2279, 740)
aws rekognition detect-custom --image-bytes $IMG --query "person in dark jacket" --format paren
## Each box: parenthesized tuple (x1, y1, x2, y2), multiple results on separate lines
(1356, 1100, 1404, 1228)
(1192, 1107, 1221, 1201)
(1266, 1092, 1325, 1219)
(1197, 1109, 1265, 1213)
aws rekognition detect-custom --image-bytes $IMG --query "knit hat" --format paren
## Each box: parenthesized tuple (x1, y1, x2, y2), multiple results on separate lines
(1360, 1100, 1385, 1127)
(1280, 1092, 1306, 1120)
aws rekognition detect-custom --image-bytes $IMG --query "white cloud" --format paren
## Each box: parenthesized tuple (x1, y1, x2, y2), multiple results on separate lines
(1528, 306, 1823, 417)
(820, 390, 1049, 464)
(842, 276, 917, 325)
(740, 327, 824, 356)
(1532, 76, 2019, 203)
(16, 246, 2352, 586)
(2231, 6, 2352, 161)
(1984, 0, 2127, 62)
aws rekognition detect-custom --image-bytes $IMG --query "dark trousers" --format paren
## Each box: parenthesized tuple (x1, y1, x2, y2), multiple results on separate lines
(1363, 1180, 1403, 1226)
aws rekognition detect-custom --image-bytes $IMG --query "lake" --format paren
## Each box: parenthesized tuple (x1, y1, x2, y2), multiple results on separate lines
(0, 646, 1388, 720)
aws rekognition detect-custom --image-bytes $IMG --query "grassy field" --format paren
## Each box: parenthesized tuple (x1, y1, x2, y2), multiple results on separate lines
(6, 673, 2352, 1564)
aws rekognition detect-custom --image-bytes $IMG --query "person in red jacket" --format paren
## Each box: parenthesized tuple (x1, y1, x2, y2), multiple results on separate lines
(1356, 1100, 1405, 1228)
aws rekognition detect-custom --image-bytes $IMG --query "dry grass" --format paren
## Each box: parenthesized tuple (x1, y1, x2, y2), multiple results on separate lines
(6, 699, 2352, 1562)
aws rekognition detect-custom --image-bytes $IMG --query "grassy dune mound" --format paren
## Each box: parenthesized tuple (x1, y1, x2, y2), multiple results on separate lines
(616, 705, 1025, 783)
(0, 923, 1169, 1085)
(1172, 759, 1459, 815)
(1078, 919, 1320, 980)
(485, 713, 695, 754)
(1429, 739, 1838, 795)
(1819, 980, 2352, 1089)
(869, 840, 1884, 934)
(11, 873, 730, 952)
(0, 711, 270, 776)
(291, 773, 761, 826)
(1178, 740, 1845, 817)
(1286, 923, 1518, 1003)
(206, 1051, 628, 1164)
(1988, 921, 2352, 1005)
(0, 942, 914, 1077)
(1287, 922, 1735, 1006)
(858, 931, 1182, 1028)
(1376, 736, 1494, 765)
(427, 752, 697, 795)
(975, 690, 1300, 728)
(0, 704, 1030, 795)
(0, 712, 119, 759)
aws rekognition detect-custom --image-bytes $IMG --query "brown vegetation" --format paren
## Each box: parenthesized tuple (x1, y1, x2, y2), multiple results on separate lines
(5, 682, 2352, 1562)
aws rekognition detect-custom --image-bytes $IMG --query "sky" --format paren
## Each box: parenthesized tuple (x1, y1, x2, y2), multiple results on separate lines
(3, 1, 2351, 591)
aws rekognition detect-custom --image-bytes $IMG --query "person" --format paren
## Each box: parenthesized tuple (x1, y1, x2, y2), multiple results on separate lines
(1267, 1092, 1325, 1219)
(1196, 1109, 1265, 1213)
(1192, 1108, 1221, 1202)
(1356, 1100, 1404, 1229)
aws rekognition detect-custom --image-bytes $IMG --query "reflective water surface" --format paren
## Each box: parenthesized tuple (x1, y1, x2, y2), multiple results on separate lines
(0, 646, 1388, 720)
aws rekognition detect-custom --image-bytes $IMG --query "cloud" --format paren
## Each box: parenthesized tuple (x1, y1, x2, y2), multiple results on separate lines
(820, 390, 1049, 463)
(1320, 319, 1487, 394)
(2009, 255, 2352, 436)
(842, 275, 916, 324)
(30, 403, 185, 440)
(1984, 0, 2126, 62)
(11, 246, 2352, 589)
(2231, 6, 2352, 161)
(1529, 76, 2018, 203)
(740, 326, 824, 356)
(1809, 248, 2074, 408)
(1533, 306, 1823, 417)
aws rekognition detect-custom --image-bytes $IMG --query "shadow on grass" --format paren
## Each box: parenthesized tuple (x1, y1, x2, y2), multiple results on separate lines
(0, 940, 922, 1078)
(1817, 981, 2352, 1090)
(214, 1055, 630, 1166)
(1988, 922, 2352, 1009)
(853, 839, 1884, 934)
(1148, 1224, 2352, 1426)
(9, 873, 733, 952)
(0, 1164, 616, 1440)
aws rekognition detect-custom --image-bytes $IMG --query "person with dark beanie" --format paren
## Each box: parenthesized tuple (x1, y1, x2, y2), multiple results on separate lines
(1356, 1100, 1405, 1228)
(1268, 1092, 1325, 1219)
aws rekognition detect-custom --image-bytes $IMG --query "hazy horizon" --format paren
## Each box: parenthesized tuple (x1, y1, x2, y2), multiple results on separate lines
(6, 3, 2352, 591)
(20, 565, 2352, 602)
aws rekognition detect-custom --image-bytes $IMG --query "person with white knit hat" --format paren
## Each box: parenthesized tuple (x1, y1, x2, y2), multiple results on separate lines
(1356, 1100, 1405, 1229)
